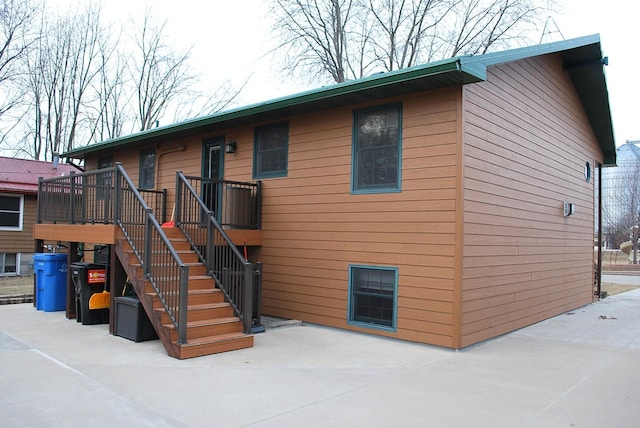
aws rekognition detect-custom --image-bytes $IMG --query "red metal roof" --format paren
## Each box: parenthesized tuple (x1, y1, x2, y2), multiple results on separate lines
(0, 156, 79, 194)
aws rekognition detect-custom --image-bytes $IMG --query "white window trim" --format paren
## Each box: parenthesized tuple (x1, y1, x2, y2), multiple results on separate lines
(0, 252, 19, 275)
(0, 194, 24, 231)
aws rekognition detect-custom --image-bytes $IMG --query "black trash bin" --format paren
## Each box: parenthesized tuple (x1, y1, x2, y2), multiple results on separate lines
(71, 262, 109, 325)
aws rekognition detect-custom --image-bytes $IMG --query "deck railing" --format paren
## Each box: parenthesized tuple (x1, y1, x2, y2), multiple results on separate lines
(37, 164, 189, 343)
(37, 168, 166, 224)
(176, 171, 261, 333)
(179, 175, 261, 230)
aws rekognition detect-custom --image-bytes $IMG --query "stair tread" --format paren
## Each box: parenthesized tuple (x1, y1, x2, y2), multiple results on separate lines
(188, 302, 231, 310)
(163, 316, 240, 329)
(153, 302, 230, 312)
(183, 332, 252, 346)
(116, 230, 254, 359)
(146, 288, 220, 297)
(131, 262, 204, 267)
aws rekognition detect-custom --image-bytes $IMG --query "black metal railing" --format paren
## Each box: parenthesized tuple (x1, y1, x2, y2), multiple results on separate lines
(115, 168, 189, 343)
(176, 171, 261, 333)
(37, 164, 188, 343)
(179, 175, 261, 230)
(37, 168, 167, 225)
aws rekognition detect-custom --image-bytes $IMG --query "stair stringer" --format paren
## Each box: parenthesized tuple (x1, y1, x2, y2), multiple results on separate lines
(113, 228, 254, 359)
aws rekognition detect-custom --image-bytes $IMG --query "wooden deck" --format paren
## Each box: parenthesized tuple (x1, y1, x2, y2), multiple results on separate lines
(33, 223, 262, 247)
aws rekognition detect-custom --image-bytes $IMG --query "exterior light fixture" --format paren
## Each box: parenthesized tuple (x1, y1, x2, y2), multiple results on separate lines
(225, 138, 237, 154)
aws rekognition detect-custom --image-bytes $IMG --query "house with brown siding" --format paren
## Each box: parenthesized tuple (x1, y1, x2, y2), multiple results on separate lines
(0, 157, 78, 276)
(34, 35, 615, 358)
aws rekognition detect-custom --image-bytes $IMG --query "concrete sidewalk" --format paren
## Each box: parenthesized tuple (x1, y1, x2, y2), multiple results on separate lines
(1, 290, 640, 427)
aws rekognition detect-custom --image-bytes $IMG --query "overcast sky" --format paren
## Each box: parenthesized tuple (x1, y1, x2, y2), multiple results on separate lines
(52, 0, 639, 145)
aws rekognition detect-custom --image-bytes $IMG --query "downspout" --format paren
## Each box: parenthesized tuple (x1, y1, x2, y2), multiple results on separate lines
(155, 145, 187, 189)
(596, 163, 603, 299)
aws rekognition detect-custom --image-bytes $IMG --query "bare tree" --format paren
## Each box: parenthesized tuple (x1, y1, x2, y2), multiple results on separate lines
(131, 10, 198, 131)
(23, 2, 105, 160)
(269, 0, 362, 83)
(445, 0, 544, 57)
(268, 0, 553, 83)
(3, 3, 247, 160)
(603, 157, 640, 249)
(0, 0, 40, 148)
(86, 27, 129, 143)
(367, 0, 450, 71)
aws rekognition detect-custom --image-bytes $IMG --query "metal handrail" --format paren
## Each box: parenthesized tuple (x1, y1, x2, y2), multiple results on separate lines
(37, 164, 188, 344)
(175, 171, 258, 334)
(37, 168, 166, 225)
(114, 164, 189, 343)
(180, 175, 261, 230)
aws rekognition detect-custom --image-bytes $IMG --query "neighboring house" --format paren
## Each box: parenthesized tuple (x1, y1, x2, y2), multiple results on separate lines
(0, 156, 78, 276)
(34, 34, 615, 358)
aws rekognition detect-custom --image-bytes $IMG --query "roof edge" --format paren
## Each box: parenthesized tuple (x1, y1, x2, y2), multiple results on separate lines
(63, 57, 481, 158)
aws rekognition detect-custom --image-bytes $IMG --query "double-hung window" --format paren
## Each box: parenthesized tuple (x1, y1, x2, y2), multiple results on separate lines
(0, 253, 17, 275)
(139, 147, 156, 189)
(0, 194, 23, 231)
(254, 122, 288, 178)
(352, 104, 402, 193)
(348, 265, 398, 330)
(97, 156, 113, 200)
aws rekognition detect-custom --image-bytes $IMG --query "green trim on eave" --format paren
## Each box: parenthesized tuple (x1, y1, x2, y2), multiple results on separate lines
(466, 34, 603, 67)
(62, 58, 480, 159)
(63, 34, 615, 167)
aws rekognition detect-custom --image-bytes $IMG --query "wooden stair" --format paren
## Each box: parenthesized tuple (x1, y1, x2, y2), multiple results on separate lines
(114, 227, 253, 359)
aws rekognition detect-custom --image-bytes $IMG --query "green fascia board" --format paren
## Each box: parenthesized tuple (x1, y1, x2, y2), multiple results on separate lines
(64, 34, 615, 166)
(465, 34, 603, 67)
(63, 58, 484, 158)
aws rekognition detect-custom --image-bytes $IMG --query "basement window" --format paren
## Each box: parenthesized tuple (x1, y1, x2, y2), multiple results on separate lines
(0, 253, 17, 275)
(348, 265, 397, 331)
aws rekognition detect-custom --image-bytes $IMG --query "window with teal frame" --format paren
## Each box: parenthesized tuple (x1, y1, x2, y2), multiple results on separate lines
(352, 103, 402, 193)
(348, 265, 397, 330)
(139, 147, 155, 189)
(253, 122, 288, 178)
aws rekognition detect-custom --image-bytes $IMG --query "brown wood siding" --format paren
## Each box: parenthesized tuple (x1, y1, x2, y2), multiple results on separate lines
(235, 88, 462, 347)
(82, 89, 462, 347)
(460, 54, 603, 347)
(0, 195, 37, 253)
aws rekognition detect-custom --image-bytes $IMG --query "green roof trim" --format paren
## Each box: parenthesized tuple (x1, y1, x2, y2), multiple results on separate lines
(64, 34, 615, 165)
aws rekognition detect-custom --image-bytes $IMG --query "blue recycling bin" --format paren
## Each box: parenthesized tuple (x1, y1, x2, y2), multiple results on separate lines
(33, 253, 68, 312)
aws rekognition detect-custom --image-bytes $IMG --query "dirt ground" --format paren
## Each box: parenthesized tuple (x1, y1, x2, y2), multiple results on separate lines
(1, 274, 638, 297)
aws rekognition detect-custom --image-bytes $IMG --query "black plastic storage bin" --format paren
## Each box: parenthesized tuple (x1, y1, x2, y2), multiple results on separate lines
(71, 262, 109, 325)
(114, 296, 158, 342)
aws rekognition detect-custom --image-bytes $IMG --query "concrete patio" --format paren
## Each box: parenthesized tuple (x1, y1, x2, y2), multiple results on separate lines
(1, 288, 639, 427)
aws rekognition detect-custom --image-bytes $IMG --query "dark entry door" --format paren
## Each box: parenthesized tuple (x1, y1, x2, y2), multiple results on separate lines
(202, 137, 224, 220)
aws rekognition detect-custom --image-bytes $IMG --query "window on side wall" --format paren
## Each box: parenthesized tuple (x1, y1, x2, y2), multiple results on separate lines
(139, 147, 156, 189)
(0, 194, 23, 231)
(0, 253, 18, 275)
(97, 156, 113, 200)
(352, 103, 402, 193)
(254, 122, 288, 178)
(348, 265, 397, 330)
